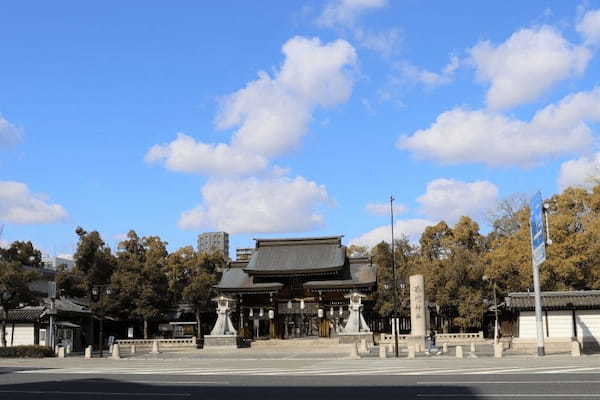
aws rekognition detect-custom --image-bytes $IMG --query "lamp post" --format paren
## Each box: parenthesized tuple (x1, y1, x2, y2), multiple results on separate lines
(483, 275, 499, 345)
(91, 284, 112, 357)
(0, 286, 12, 348)
(390, 195, 401, 358)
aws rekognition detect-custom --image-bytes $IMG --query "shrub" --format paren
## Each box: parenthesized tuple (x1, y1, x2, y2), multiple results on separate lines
(0, 345, 55, 358)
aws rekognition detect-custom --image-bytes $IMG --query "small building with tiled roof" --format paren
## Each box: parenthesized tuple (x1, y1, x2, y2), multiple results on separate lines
(214, 236, 377, 340)
(506, 291, 600, 352)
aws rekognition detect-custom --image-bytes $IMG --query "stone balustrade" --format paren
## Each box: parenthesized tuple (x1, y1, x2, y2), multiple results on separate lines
(436, 332, 485, 344)
(115, 338, 196, 348)
(379, 331, 485, 345)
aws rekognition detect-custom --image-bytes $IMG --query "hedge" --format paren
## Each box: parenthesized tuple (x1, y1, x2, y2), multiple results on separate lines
(0, 345, 55, 358)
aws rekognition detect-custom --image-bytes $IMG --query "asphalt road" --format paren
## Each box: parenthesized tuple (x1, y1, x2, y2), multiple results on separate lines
(1, 372, 600, 399)
(2, 351, 600, 399)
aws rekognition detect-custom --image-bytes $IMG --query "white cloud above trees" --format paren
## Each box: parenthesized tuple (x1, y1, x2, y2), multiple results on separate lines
(0, 116, 21, 148)
(0, 181, 68, 224)
(558, 153, 600, 190)
(178, 176, 331, 234)
(398, 87, 600, 167)
(145, 133, 268, 176)
(469, 26, 590, 110)
(317, 0, 387, 28)
(349, 218, 434, 248)
(365, 202, 406, 216)
(146, 36, 356, 176)
(577, 9, 600, 46)
(417, 178, 499, 224)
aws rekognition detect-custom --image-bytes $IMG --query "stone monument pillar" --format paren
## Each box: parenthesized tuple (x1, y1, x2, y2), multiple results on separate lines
(409, 274, 426, 349)
(338, 292, 373, 346)
(204, 295, 239, 348)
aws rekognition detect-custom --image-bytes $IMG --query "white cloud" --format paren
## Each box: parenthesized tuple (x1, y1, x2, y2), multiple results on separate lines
(219, 37, 357, 157)
(57, 253, 74, 260)
(145, 133, 268, 176)
(470, 26, 591, 109)
(365, 202, 407, 216)
(353, 28, 401, 57)
(399, 55, 460, 88)
(0, 181, 68, 224)
(147, 37, 356, 176)
(417, 178, 499, 223)
(317, 0, 387, 27)
(349, 218, 434, 249)
(0, 116, 21, 148)
(558, 153, 600, 190)
(178, 176, 331, 234)
(398, 87, 600, 167)
(577, 9, 600, 46)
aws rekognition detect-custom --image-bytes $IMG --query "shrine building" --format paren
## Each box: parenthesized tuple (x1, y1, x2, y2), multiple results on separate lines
(214, 236, 378, 339)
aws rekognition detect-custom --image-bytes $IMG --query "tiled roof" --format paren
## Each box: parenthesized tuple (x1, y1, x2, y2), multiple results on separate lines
(507, 290, 600, 310)
(245, 236, 346, 275)
(303, 259, 376, 290)
(215, 267, 283, 293)
(6, 307, 44, 322)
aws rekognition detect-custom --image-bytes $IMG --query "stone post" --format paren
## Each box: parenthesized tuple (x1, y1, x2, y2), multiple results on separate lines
(379, 345, 386, 359)
(131, 344, 136, 355)
(409, 275, 426, 349)
(84, 345, 92, 359)
(407, 344, 415, 359)
(470, 342, 476, 353)
(57, 347, 65, 358)
(494, 343, 503, 358)
(350, 342, 360, 359)
(151, 339, 160, 354)
(442, 343, 448, 353)
(455, 345, 463, 359)
(571, 340, 581, 357)
(112, 343, 121, 359)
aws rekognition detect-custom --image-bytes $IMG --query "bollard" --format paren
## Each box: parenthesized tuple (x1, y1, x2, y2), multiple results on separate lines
(442, 343, 448, 353)
(571, 340, 581, 357)
(494, 343, 503, 358)
(131, 344, 136, 355)
(151, 340, 160, 354)
(387, 343, 393, 354)
(112, 343, 121, 359)
(407, 344, 416, 359)
(470, 342, 476, 353)
(84, 345, 92, 359)
(379, 345, 387, 359)
(57, 347, 66, 358)
(350, 343, 360, 359)
(359, 339, 368, 354)
(455, 345, 464, 359)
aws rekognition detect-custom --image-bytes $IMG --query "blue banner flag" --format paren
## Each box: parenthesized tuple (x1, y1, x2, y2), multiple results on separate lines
(530, 191, 546, 266)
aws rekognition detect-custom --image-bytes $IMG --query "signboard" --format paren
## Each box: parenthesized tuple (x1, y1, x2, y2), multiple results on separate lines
(530, 191, 546, 266)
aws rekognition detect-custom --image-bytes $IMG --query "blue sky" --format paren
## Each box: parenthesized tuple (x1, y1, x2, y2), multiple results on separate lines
(2, 1, 600, 257)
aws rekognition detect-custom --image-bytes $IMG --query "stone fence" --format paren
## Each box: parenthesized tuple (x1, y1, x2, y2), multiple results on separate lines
(379, 331, 485, 345)
(115, 338, 196, 348)
(436, 332, 485, 344)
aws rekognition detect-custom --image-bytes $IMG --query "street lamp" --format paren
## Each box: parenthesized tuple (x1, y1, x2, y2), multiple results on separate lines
(483, 275, 499, 345)
(0, 286, 12, 348)
(390, 195, 400, 358)
(91, 284, 112, 357)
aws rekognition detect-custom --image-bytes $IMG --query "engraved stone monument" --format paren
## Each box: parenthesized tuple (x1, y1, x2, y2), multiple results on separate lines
(409, 274, 427, 349)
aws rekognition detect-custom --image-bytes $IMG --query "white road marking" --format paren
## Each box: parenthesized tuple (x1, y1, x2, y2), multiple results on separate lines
(537, 366, 600, 374)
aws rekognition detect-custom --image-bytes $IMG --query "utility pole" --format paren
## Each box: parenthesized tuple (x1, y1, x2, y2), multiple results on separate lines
(390, 196, 400, 358)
